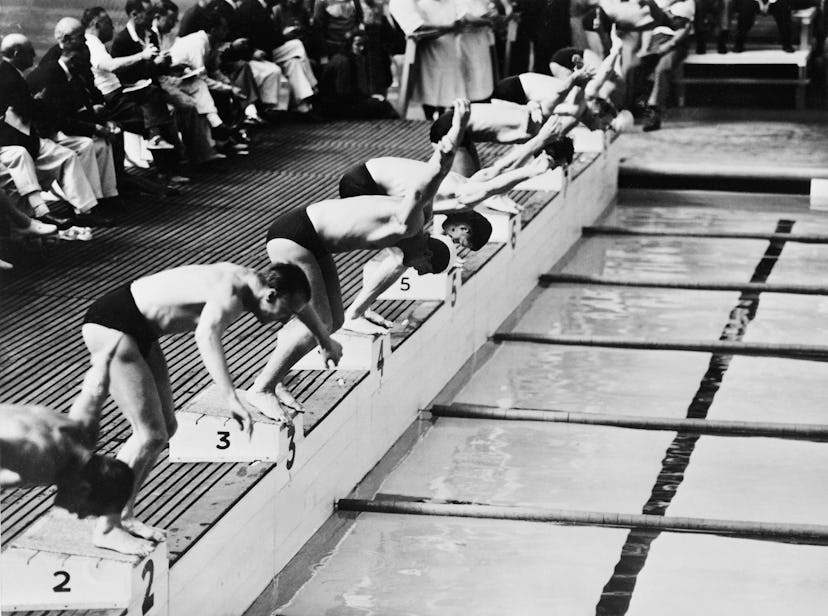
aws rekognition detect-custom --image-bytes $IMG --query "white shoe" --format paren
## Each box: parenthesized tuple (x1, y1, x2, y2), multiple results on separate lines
(0, 258, 13, 270)
(13, 219, 58, 236)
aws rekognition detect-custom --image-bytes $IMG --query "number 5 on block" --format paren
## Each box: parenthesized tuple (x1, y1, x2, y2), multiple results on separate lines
(0, 512, 168, 614)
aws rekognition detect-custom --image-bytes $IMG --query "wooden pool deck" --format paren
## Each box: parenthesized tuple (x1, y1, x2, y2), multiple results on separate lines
(0, 118, 613, 616)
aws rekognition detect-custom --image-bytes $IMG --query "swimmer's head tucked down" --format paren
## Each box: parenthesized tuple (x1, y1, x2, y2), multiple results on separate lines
(53, 455, 134, 518)
(442, 211, 493, 251)
(544, 137, 575, 168)
(586, 97, 619, 131)
(247, 262, 313, 324)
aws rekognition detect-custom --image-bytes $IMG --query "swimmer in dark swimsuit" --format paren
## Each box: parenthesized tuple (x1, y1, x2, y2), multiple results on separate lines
(336, 153, 555, 333)
(81, 262, 337, 556)
(247, 99, 471, 416)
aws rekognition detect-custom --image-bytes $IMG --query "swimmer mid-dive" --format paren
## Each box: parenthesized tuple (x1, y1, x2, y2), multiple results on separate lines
(248, 99, 472, 416)
(0, 341, 132, 523)
(337, 152, 555, 333)
(81, 262, 330, 555)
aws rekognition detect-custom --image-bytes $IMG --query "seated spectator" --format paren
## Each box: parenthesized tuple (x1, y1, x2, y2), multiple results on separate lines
(234, 0, 319, 113)
(82, 6, 189, 187)
(694, 0, 731, 53)
(732, 0, 795, 52)
(28, 18, 121, 211)
(356, 0, 403, 99)
(112, 0, 216, 168)
(0, 35, 102, 229)
(178, 0, 268, 124)
(166, 9, 251, 153)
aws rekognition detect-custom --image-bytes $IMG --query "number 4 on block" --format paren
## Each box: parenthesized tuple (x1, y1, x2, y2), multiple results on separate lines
(0, 511, 168, 614)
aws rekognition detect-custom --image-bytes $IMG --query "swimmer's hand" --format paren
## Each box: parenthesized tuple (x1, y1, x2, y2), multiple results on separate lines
(321, 338, 343, 369)
(610, 24, 623, 53)
(526, 151, 553, 175)
(571, 66, 596, 87)
(244, 390, 293, 426)
(230, 394, 254, 438)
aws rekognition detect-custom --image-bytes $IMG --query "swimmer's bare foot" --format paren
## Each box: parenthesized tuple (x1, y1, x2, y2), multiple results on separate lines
(122, 517, 166, 542)
(342, 316, 388, 335)
(275, 383, 305, 414)
(364, 309, 395, 329)
(94, 520, 154, 556)
(245, 390, 294, 424)
(441, 99, 470, 154)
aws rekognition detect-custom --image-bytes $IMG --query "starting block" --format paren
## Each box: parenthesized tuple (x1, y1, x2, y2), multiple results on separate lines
(514, 166, 568, 193)
(571, 127, 608, 153)
(375, 264, 462, 307)
(169, 385, 302, 464)
(810, 178, 828, 210)
(0, 512, 168, 614)
(293, 329, 391, 375)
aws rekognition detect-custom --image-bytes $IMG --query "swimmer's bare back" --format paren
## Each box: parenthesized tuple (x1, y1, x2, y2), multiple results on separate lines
(130, 263, 259, 335)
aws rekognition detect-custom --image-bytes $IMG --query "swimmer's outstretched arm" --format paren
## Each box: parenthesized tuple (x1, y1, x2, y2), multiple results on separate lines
(194, 298, 254, 438)
(397, 99, 470, 234)
(451, 155, 552, 208)
(480, 113, 577, 175)
(585, 27, 624, 99)
(68, 336, 121, 447)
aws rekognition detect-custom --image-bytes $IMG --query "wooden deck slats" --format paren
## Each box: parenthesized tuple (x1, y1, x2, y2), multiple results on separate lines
(0, 118, 524, 561)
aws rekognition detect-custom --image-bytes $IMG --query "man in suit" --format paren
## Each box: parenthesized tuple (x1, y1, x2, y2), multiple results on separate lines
(0, 34, 101, 228)
(235, 0, 317, 112)
(111, 0, 218, 166)
(28, 18, 121, 208)
(208, 0, 284, 112)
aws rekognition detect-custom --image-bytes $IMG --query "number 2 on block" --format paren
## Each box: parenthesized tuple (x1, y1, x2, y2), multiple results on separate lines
(141, 559, 155, 615)
(52, 571, 71, 593)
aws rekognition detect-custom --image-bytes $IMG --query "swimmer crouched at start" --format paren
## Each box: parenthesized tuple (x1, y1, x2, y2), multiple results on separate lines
(0, 343, 133, 524)
(81, 262, 339, 555)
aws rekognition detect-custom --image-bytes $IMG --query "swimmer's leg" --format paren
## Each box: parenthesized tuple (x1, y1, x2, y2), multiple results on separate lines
(83, 325, 162, 555)
(252, 240, 340, 415)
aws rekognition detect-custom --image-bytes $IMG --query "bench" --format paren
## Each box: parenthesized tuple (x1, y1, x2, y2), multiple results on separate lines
(675, 48, 811, 109)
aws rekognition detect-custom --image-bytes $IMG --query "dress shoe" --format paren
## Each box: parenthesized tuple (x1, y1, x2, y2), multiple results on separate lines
(642, 107, 662, 132)
(37, 212, 74, 230)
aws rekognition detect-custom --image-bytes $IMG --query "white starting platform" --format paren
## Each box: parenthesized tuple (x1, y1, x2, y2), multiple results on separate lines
(676, 48, 811, 109)
(168, 385, 302, 464)
(1, 512, 168, 614)
(570, 127, 609, 153)
(374, 263, 463, 307)
(293, 329, 391, 374)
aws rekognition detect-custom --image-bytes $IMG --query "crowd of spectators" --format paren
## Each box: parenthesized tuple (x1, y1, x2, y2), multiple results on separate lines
(2, 0, 821, 270)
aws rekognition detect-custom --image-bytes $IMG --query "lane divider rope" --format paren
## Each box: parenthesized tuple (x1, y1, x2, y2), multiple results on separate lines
(429, 402, 828, 440)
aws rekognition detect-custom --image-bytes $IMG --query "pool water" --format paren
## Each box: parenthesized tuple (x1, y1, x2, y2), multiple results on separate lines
(270, 200, 828, 616)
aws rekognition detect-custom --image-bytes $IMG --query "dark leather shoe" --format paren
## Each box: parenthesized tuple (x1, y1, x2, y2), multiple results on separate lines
(74, 211, 114, 227)
(37, 213, 74, 230)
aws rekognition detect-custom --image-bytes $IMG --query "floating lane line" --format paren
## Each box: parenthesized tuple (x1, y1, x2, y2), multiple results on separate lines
(337, 498, 828, 544)
(582, 225, 828, 243)
(491, 332, 828, 362)
(539, 272, 828, 296)
(429, 403, 828, 440)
